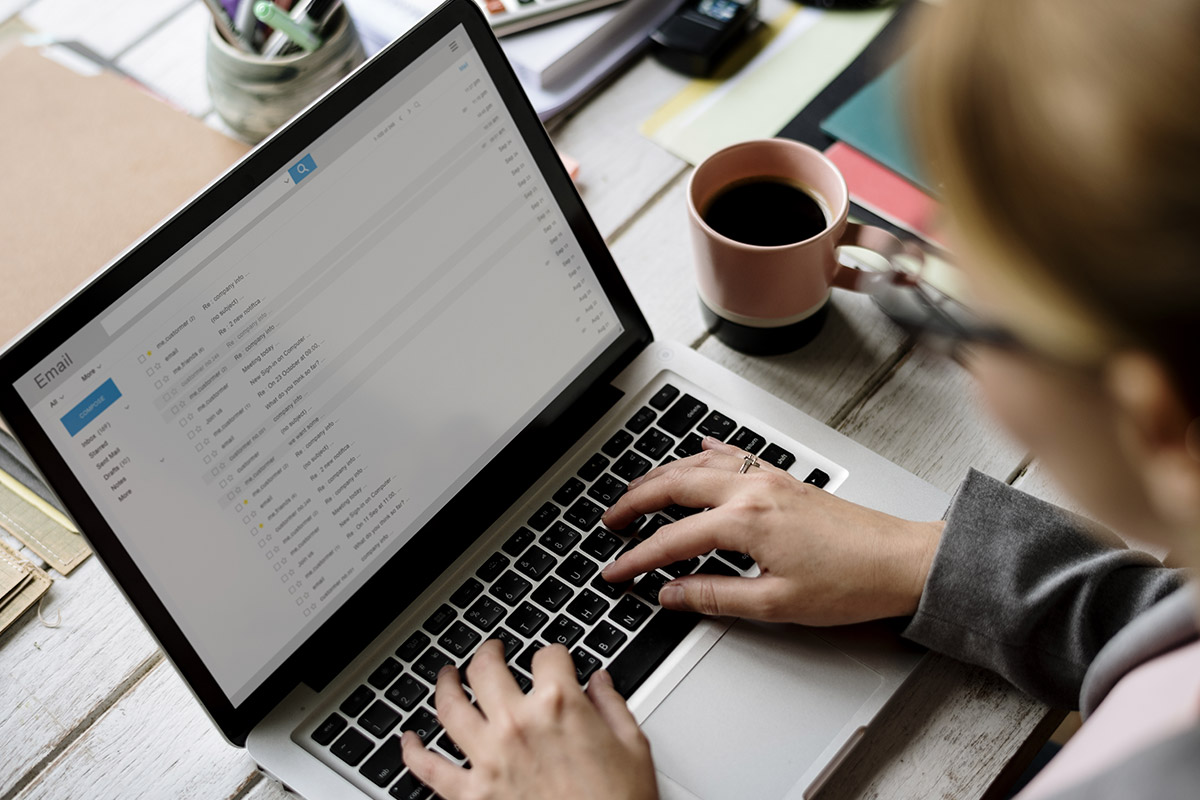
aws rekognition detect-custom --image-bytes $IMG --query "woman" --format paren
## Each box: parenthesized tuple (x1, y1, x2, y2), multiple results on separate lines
(399, 0, 1200, 796)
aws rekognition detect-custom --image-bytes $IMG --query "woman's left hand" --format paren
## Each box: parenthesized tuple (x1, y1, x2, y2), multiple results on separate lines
(401, 639, 659, 800)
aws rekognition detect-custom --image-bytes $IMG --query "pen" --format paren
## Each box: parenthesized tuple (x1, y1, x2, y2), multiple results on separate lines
(260, 0, 341, 58)
(253, 0, 323, 53)
(200, 0, 257, 53)
(233, 0, 258, 49)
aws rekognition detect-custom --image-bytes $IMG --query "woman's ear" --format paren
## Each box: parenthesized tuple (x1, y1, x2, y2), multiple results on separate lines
(1107, 352, 1200, 538)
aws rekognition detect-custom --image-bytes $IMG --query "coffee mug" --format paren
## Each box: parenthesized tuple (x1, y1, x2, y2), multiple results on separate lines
(687, 138, 906, 354)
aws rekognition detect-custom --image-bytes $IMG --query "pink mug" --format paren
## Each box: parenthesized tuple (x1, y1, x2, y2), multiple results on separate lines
(687, 138, 906, 354)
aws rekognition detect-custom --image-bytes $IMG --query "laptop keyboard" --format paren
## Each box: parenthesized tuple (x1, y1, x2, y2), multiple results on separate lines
(304, 383, 832, 797)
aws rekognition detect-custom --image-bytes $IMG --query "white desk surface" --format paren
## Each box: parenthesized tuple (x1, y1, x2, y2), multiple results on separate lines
(0, 1, 1068, 797)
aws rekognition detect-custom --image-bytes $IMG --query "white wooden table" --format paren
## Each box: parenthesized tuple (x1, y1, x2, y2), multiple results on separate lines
(0, 2, 1068, 798)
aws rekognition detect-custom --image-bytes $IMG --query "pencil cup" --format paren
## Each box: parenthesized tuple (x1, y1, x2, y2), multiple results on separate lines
(206, 6, 365, 143)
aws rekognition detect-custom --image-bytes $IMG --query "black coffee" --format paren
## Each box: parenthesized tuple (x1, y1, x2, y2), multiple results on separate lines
(702, 178, 827, 247)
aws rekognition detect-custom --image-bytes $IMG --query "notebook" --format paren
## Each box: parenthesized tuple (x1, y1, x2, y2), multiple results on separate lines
(0, 3, 947, 798)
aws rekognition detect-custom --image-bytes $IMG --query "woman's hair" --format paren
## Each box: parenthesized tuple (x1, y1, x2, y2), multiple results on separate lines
(910, 0, 1200, 413)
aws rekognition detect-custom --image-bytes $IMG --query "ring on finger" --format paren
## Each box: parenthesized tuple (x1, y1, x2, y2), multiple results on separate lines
(738, 454, 762, 474)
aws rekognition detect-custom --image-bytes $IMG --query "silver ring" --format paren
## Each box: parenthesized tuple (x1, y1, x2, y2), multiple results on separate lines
(738, 454, 761, 474)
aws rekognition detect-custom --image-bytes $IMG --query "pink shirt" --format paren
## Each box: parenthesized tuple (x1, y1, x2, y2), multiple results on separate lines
(1017, 639, 1200, 799)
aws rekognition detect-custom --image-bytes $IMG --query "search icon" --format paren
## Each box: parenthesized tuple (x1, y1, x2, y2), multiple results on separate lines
(288, 154, 317, 184)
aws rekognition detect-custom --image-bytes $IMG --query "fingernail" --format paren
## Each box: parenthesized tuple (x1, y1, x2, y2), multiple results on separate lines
(703, 435, 719, 446)
(590, 669, 613, 688)
(659, 582, 683, 606)
(628, 475, 646, 489)
(438, 664, 456, 679)
(601, 559, 619, 578)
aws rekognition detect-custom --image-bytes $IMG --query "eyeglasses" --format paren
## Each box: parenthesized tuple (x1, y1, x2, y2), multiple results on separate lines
(849, 244, 1022, 358)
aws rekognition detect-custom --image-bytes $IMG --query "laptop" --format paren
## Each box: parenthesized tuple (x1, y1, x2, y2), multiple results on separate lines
(0, 2, 948, 797)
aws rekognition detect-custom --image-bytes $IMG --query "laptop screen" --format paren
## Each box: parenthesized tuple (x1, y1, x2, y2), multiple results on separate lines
(12, 24, 622, 705)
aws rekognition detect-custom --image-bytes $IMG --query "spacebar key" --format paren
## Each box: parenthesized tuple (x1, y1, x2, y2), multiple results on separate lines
(607, 608, 699, 697)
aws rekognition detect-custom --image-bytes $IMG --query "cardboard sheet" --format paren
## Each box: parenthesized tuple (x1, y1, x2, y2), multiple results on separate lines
(0, 45, 248, 349)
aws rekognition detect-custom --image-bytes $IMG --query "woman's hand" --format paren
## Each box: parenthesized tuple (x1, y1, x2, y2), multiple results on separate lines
(402, 640, 658, 800)
(600, 438, 943, 626)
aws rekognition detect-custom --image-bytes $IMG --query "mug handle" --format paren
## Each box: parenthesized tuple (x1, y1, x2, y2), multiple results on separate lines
(830, 223, 925, 292)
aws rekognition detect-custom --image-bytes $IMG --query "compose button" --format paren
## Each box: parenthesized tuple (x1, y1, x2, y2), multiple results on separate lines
(288, 153, 317, 184)
(61, 378, 122, 437)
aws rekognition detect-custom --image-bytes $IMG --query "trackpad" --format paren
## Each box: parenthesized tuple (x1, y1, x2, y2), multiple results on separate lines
(642, 620, 881, 800)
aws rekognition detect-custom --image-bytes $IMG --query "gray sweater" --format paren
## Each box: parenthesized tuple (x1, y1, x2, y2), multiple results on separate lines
(903, 469, 1199, 798)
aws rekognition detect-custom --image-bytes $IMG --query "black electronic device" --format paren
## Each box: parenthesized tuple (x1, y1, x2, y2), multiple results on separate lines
(804, 0, 895, 8)
(650, 0, 759, 77)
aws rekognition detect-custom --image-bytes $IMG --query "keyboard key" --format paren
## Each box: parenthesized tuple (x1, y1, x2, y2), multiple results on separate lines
(330, 727, 374, 766)
(476, 552, 511, 583)
(563, 498, 604, 531)
(510, 666, 534, 692)
(527, 501, 560, 531)
(488, 571, 533, 606)
(577, 452, 610, 481)
(384, 674, 428, 711)
(673, 433, 703, 458)
(602, 430, 634, 458)
(716, 550, 755, 570)
(311, 712, 347, 746)
(658, 394, 708, 436)
(556, 551, 599, 586)
(368, 657, 403, 690)
(515, 641, 545, 673)
(587, 474, 627, 506)
(663, 504, 701, 521)
(580, 528, 623, 561)
(640, 514, 672, 537)
(422, 604, 456, 635)
(571, 648, 602, 684)
(759, 443, 796, 470)
(552, 477, 586, 506)
(437, 731, 465, 761)
(359, 699, 402, 738)
(625, 406, 657, 434)
(634, 428, 674, 460)
(540, 615, 585, 648)
(489, 627, 523, 660)
(439, 621, 482, 658)
(659, 456, 677, 466)
(611, 451, 651, 481)
(449, 578, 484, 609)
(583, 620, 627, 657)
(539, 523, 581, 556)
(390, 772, 433, 800)
(697, 557, 741, 577)
(590, 573, 631, 600)
(662, 557, 700, 578)
(502, 527, 536, 557)
(607, 608, 700, 698)
(804, 468, 830, 488)
(340, 685, 375, 717)
(633, 571, 669, 605)
(515, 545, 557, 580)
(508, 601, 550, 637)
(648, 384, 680, 411)
(412, 647, 455, 683)
(728, 426, 766, 454)
(610, 595, 653, 631)
(566, 589, 610, 624)
(697, 410, 736, 440)
(464, 596, 507, 632)
(401, 707, 442, 744)
(531, 576, 574, 612)
(396, 631, 430, 663)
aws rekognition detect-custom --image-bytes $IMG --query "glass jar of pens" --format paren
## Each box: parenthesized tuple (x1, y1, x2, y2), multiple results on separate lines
(204, 0, 365, 142)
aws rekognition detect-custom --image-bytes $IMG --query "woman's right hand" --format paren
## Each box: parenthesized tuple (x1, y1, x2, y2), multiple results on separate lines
(599, 438, 944, 626)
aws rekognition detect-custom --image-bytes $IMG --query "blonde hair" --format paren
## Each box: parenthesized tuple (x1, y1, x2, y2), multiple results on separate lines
(911, 0, 1200, 410)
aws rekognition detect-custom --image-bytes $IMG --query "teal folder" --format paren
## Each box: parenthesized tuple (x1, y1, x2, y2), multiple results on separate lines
(820, 56, 932, 194)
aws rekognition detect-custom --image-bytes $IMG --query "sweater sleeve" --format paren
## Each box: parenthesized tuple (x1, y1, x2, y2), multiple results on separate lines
(902, 469, 1188, 709)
